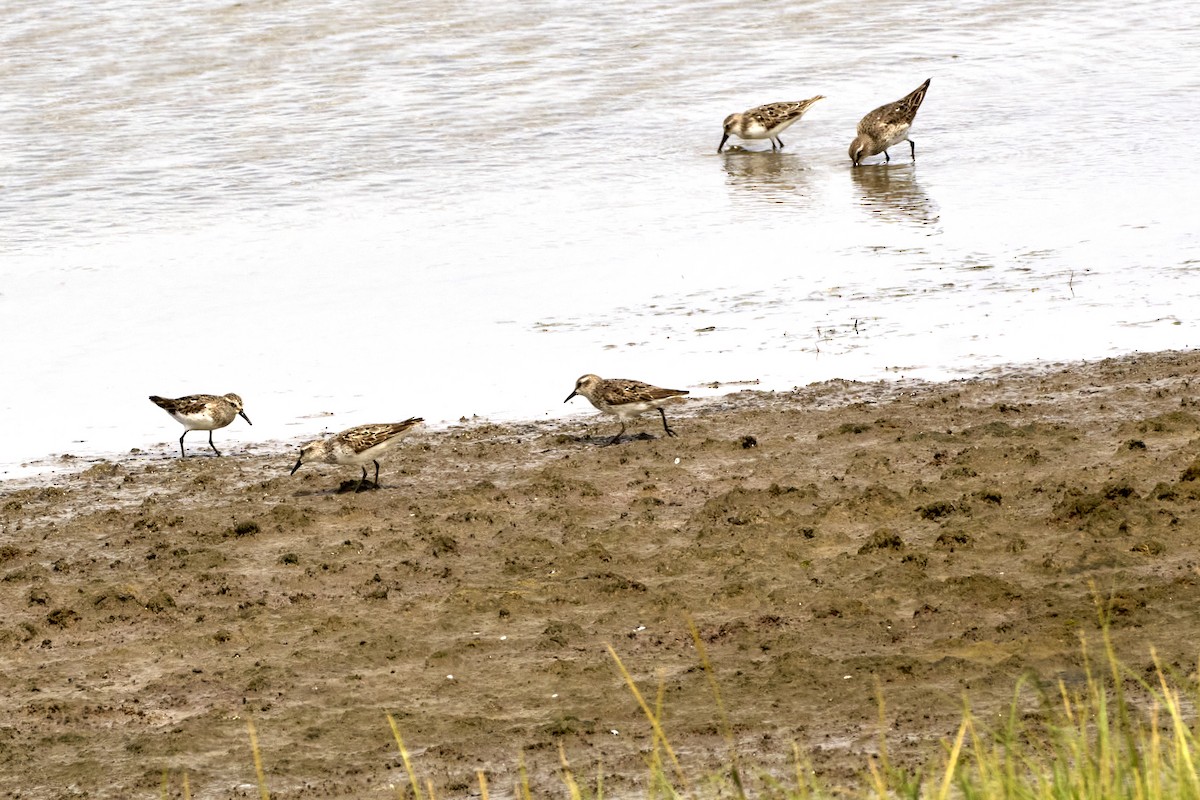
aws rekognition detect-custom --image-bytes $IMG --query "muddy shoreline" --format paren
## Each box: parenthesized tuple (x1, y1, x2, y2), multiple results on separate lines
(4, 350, 1200, 798)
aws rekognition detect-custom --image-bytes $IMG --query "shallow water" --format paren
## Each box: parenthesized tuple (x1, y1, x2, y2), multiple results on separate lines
(1, 0, 1197, 476)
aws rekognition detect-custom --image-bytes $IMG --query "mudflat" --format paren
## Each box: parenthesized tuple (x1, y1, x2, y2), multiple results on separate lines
(4, 350, 1200, 798)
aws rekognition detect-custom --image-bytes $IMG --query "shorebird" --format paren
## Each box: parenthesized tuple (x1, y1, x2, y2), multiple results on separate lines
(564, 374, 689, 445)
(718, 96, 825, 153)
(290, 419, 423, 492)
(849, 78, 931, 166)
(148, 393, 252, 458)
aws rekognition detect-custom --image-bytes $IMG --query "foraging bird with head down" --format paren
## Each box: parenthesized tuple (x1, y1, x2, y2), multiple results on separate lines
(290, 418, 423, 492)
(719, 95, 825, 153)
(565, 374, 689, 445)
(849, 78, 931, 166)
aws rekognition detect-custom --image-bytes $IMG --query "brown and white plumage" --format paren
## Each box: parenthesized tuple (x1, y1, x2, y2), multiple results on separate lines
(149, 393, 252, 457)
(564, 374, 689, 445)
(290, 419, 423, 492)
(719, 96, 825, 153)
(849, 78, 931, 166)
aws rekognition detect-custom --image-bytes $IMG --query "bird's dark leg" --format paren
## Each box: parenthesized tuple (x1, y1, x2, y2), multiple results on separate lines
(606, 423, 626, 446)
(776, 136, 785, 149)
(373, 460, 381, 489)
(659, 408, 678, 438)
(770, 138, 778, 151)
(355, 466, 369, 493)
(884, 149, 891, 163)
(208, 430, 221, 457)
(909, 139, 916, 161)
(178, 431, 188, 458)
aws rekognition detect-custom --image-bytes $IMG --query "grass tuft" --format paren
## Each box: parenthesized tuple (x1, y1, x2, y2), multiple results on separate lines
(605, 642, 688, 791)
(387, 713, 422, 800)
(246, 717, 270, 800)
(232, 615, 1200, 800)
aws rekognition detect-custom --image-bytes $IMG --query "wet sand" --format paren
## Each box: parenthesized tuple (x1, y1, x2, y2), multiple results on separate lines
(3, 349, 1200, 798)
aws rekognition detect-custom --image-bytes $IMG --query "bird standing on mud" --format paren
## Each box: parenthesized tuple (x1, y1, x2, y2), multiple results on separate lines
(149, 393, 252, 458)
(565, 374, 689, 445)
(291, 419, 423, 492)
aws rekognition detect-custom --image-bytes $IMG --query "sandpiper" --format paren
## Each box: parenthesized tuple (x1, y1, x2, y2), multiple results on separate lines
(719, 96, 825, 153)
(290, 419, 423, 492)
(149, 393, 252, 458)
(849, 78, 931, 166)
(564, 374, 689, 445)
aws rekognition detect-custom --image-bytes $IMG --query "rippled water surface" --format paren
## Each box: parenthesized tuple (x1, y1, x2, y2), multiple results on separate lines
(2, 0, 1197, 474)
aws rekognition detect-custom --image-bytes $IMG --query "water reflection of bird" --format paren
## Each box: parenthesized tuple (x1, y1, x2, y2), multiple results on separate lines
(850, 164, 939, 227)
(720, 150, 815, 204)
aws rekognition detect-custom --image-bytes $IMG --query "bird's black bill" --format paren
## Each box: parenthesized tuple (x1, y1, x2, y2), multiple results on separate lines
(240, 411, 253, 425)
(290, 456, 303, 475)
(717, 133, 729, 154)
(564, 391, 578, 403)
